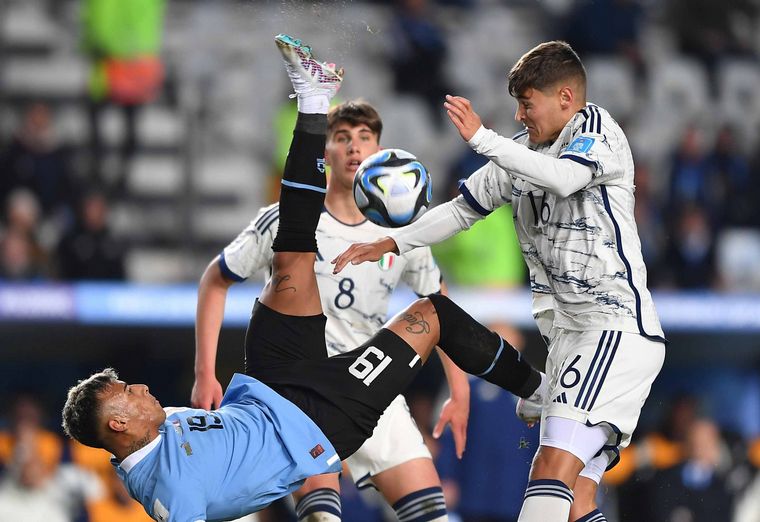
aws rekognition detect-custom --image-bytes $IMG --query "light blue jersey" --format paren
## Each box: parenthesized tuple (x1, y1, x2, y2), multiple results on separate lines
(112, 374, 341, 522)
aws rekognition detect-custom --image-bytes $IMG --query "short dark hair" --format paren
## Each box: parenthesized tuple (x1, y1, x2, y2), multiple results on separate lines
(508, 41, 586, 98)
(327, 100, 383, 141)
(62, 368, 119, 448)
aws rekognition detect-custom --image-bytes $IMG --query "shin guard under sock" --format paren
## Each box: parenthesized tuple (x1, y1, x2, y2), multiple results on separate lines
(428, 294, 541, 398)
(272, 112, 327, 253)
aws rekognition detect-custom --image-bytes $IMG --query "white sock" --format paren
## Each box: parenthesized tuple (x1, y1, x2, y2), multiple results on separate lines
(517, 479, 573, 521)
(297, 94, 330, 114)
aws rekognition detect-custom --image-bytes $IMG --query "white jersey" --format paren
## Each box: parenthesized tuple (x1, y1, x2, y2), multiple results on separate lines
(221, 204, 442, 356)
(459, 104, 664, 340)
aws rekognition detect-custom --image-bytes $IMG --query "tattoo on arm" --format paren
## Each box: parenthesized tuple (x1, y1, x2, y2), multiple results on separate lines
(402, 312, 430, 335)
(272, 274, 296, 293)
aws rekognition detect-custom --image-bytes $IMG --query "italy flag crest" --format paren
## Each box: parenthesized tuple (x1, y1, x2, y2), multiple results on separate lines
(378, 253, 395, 271)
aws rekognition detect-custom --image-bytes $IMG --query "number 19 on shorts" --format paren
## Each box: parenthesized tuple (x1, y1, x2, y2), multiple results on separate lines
(348, 346, 392, 386)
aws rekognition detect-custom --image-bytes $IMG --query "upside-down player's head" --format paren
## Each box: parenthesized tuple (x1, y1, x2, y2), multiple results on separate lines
(62, 368, 166, 457)
(326, 100, 383, 190)
(508, 41, 587, 145)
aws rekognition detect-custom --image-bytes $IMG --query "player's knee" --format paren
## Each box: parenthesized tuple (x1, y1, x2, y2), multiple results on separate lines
(409, 297, 440, 332)
(530, 446, 585, 485)
(414, 296, 437, 315)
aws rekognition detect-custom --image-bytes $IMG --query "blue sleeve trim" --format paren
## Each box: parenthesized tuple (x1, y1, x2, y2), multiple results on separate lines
(559, 154, 599, 171)
(458, 183, 492, 216)
(281, 179, 327, 193)
(218, 253, 247, 282)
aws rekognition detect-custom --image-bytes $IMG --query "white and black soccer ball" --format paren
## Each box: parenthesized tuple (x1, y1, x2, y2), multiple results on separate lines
(353, 149, 432, 228)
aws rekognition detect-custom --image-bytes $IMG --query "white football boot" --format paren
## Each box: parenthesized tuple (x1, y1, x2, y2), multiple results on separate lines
(516, 372, 548, 427)
(275, 34, 343, 111)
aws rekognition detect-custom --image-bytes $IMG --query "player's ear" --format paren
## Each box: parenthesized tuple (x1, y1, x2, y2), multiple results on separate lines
(558, 86, 573, 109)
(108, 415, 128, 433)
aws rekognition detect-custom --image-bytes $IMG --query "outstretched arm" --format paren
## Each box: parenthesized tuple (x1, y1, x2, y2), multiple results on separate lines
(332, 195, 483, 273)
(192, 258, 235, 410)
(445, 95, 593, 197)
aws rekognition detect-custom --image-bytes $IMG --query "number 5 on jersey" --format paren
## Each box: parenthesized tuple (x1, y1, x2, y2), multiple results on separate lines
(348, 346, 392, 386)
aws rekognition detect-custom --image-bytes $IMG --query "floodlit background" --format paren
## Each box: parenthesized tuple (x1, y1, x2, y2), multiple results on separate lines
(1, 0, 760, 520)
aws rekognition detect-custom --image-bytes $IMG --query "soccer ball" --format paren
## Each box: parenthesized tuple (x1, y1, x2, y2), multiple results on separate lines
(353, 149, 432, 228)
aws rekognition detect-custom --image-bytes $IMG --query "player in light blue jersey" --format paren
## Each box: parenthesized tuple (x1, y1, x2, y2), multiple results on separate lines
(334, 41, 666, 522)
(61, 35, 544, 522)
(192, 99, 469, 522)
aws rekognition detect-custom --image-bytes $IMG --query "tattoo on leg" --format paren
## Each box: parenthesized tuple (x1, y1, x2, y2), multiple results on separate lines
(272, 274, 296, 293)
(403, 312, 430, 334)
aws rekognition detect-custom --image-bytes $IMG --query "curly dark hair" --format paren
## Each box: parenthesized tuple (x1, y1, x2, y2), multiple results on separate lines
(328, 100, 383, 141)
(61, 368, 119, 448)
(508, 41, 586, 99)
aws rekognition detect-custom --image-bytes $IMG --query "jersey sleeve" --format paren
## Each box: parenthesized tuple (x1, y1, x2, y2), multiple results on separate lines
(559, 107, 626, 187)
(458, 160, 513, 216)
(219, 204, 279, 282)
(401, 246, 442, 297)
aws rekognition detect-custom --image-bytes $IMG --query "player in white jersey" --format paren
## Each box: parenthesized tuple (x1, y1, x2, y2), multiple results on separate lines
(191, 100, 469, 522)
(333, 41, 666, 522)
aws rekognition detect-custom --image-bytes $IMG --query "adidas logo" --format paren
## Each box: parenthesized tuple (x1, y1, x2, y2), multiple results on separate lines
(552, 392, 568, 404)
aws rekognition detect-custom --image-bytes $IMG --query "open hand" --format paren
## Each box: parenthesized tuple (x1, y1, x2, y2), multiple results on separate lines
(444, 95, 482, 142)
(433, 396, 470, 459)
(331, 236, 398, 274)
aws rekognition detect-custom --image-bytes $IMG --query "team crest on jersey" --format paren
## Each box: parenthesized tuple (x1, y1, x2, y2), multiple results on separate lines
(378, 253, 395, 271)
(567, 136, 595, 154)
(316, 157, 326, 174)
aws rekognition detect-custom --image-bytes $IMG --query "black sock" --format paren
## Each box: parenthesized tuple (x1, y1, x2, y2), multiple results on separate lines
(272, 112, 328, 253)
(428, 294, 541, 398)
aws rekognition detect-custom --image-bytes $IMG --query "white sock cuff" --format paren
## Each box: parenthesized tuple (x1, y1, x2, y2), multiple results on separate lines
(524, 479, 574, 504)
(518, 480, 573, 522)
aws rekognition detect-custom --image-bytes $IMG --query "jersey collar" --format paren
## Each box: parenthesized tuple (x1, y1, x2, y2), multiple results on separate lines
(116, 433, 162, 473)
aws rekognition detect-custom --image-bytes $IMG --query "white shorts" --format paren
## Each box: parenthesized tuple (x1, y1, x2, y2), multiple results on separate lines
(345, 394, 432, 489)
(540, 329, 665, 469)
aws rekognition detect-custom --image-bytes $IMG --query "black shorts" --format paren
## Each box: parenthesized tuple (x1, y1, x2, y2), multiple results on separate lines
(244, 300, 422, 459)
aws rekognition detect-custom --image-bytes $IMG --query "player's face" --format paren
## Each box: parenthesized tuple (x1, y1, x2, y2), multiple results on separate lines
(514, 87, 567, 144)
(326, 123, 380, 190)
(104, 380, 166, 429)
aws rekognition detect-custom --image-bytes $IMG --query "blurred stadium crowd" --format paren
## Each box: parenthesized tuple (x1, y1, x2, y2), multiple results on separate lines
(2, 0, 760, 521)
